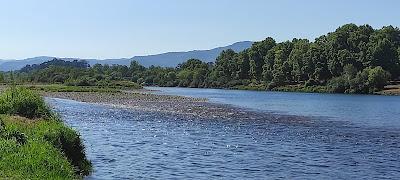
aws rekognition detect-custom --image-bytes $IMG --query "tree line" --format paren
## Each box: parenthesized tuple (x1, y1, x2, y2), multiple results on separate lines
(1, 24, 399, 94)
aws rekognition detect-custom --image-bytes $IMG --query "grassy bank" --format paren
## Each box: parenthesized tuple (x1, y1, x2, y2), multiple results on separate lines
(0, 87, 91, 179)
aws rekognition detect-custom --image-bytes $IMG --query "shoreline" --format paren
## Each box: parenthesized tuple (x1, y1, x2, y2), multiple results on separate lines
(42, 90, 312, 123)
(145, 84, 400, 96)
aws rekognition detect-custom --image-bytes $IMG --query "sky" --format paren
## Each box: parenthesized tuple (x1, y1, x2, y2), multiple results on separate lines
(0, 0, 399, 60)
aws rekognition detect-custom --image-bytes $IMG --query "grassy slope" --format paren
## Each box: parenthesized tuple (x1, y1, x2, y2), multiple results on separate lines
(0, 116, 75, 179)
(0, 87, 91, 179)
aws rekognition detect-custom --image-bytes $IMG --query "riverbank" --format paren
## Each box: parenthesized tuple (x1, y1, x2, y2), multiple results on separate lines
(233, 84, 327, 93)
(0, 87, 92, 179)
(0, 84, 310, 122)
(42, 89, 309, 122)
(375, 84, 400, 95)
(232, 83, 400, 95)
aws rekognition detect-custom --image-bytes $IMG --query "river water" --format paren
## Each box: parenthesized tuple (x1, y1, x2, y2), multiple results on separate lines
(47, 87, 400, 179)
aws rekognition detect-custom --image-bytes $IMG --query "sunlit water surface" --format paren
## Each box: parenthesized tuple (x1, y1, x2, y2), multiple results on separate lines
(47, 88, 400, 179)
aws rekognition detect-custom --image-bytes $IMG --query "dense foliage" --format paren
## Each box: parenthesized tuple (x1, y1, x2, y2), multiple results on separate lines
(3, 24, 399, 94)
(20, 59, 89, 73)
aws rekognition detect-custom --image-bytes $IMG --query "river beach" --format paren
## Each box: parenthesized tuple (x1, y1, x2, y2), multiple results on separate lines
(41, 89, 310, 123)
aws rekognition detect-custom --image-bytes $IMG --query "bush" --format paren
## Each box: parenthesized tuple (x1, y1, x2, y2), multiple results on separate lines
(108, 80, 142, 89)
(266, 81, 278, 90)
(227, 79, 250, 87)
(0, 87, 52, 119)
(304, 79, 319, 87)
(327, 76, 348, 93)
(367, 66, 390, 91)
(75, 77, 96, 86)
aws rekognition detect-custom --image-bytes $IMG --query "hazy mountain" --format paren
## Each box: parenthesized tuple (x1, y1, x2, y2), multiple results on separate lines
(0, 41, 252, 71)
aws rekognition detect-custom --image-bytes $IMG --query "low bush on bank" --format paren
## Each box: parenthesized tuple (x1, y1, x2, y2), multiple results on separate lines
(0, 87, 52, 119)
(0, 87, 92, 179)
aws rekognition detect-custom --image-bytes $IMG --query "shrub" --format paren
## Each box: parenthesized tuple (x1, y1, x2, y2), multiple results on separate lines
(327, 76, 348, 93)
(266, 81, 278, 90)
(367, 66, 390, 91)
(304, 79, 319, 87)
(0, 87, 52, 119)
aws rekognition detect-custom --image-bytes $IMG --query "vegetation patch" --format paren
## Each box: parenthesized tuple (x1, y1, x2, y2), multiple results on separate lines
(25, 84, 121, 93)
(0, 87, 52, 119)
(0, 87, 92, 179)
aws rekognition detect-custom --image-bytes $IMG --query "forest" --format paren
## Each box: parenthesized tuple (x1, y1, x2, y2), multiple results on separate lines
(1, 24, 399, 94)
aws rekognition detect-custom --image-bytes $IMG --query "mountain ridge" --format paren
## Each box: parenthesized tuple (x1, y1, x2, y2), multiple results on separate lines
(0, 41, 253, 71)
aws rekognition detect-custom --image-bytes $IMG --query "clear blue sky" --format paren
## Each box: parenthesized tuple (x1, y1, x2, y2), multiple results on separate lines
(0, 0, 399, 60)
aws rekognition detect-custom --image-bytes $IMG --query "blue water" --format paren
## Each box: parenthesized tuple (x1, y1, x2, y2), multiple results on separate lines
(47, 88, 400, 179)
(146, 87, 400, 128)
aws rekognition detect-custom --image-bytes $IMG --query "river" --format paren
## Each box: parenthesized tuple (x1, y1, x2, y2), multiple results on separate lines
(47, 87, 400, 179)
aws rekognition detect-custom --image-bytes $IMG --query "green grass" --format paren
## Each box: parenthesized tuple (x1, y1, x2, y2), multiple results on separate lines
(25, 84, 121, 93)
(0, 138, 75, 179)
(0, 86, 52, 119)
(22, 81, 142, 93)
(0, 87, 92, 179)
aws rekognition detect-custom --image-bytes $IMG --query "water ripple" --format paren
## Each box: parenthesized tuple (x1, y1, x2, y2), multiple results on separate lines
(47, 98, 400, 180)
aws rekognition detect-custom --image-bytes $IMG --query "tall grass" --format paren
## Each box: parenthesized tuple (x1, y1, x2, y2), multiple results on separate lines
(0, 87, 92, 178)
(0, 138, 75, 179)
(0, 86, 52, 119)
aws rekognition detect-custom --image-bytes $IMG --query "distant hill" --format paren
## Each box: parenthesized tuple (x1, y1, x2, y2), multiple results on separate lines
(0, 57, 55, 72)
(0, 41, 252, 71)
(20, 59, 89, 73)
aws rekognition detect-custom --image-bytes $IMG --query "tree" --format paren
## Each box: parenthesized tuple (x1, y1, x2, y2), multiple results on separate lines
(249, 37, 276, 81)
(213, 50, 237, 81)
(236, 51, 250, 80)
(289, 39, 310, 82)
